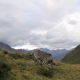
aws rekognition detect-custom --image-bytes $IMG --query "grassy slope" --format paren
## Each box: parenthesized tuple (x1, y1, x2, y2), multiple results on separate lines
(0, 49, 80, 80)
(62, 45, 80, 64)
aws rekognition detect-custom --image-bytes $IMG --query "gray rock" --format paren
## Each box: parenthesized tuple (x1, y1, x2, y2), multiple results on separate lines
(33, 49, 53, 68)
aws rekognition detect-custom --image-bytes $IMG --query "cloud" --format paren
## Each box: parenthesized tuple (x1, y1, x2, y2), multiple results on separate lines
(0, 0, 80, 50)
(68, 20, 77, 25)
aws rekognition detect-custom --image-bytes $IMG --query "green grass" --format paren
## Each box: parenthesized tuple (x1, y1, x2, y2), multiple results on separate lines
(0, 49, 80, 80)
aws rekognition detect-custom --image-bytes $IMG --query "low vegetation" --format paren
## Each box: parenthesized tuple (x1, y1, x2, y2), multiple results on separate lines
(0, 49, 80, 80)
(62, 45, 80, 64)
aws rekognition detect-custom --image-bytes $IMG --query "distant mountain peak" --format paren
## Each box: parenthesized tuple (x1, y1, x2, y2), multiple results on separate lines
(0, 42, 70, 61)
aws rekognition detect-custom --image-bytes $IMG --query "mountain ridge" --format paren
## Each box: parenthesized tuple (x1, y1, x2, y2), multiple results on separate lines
(62, 45, 80, 64)
(0, 42, 28, 53)
(39, 48, 70, 60)
(0, 42, 70, 60)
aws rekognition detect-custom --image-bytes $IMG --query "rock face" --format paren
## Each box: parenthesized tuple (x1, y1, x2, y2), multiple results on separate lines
(33, 49, 53, 68)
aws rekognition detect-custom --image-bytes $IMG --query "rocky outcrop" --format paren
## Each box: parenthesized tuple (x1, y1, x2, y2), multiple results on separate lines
(33, 49, 53, 68)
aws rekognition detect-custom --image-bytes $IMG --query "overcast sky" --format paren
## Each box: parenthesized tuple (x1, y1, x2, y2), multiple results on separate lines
(0, 0, 80, 50)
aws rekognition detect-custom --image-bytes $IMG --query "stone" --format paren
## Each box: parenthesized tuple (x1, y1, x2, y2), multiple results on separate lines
(33, 49, 53, 68)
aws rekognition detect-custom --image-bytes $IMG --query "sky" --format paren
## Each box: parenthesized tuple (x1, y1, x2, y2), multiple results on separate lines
(0, 0, 80, 50)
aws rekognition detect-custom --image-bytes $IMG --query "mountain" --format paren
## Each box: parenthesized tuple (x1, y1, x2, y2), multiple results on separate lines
(0, 42, 29, 53)
(0, 42, 14, 51)
(62, 45, 80, 64)
(39, 48, 70, 61)
(0, 49, 80, 80)
(0, 42, 70, 60)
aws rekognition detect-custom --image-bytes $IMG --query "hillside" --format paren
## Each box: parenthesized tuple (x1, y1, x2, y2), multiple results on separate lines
(0, 49, 80, 80)
(62, 45, 80, 64)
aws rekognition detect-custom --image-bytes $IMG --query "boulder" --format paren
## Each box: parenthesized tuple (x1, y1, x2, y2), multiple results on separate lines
(33, 49, 53, 68)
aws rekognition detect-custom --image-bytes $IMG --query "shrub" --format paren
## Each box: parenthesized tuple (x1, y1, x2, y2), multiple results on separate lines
(0, 62, 11, 78)
(3, 51, 8, 54)
(26, 54, 33, 60)
(9, 53, 33, 60)
(37, 65, 53, 78)
(9, 53, 23, 59)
